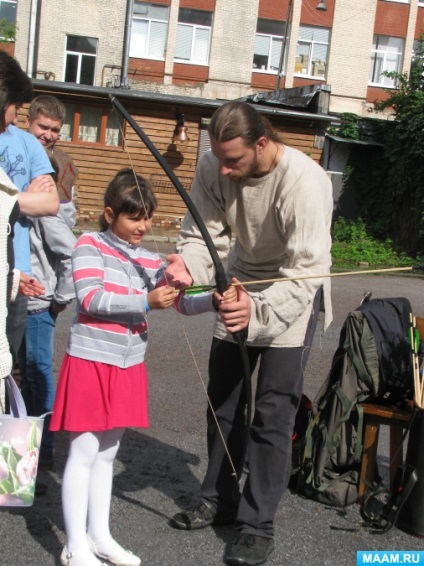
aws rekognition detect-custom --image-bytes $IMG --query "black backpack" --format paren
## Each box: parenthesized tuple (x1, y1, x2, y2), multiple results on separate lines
(294, 297, 414, 507)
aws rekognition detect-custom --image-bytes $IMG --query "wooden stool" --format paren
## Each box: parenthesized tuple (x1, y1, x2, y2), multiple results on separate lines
(358, 403, 412, 502)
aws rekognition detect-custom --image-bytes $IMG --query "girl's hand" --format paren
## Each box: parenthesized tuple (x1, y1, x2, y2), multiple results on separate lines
(147, 285, 179, 310)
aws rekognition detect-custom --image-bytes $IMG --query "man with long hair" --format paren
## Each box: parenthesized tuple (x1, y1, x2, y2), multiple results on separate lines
(166, 101, 333, 566)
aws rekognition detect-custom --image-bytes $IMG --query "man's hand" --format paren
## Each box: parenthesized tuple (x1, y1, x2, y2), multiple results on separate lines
(19, 273, 45, 297)
(18, 174, 59, 216)
(147, 285, 179, 310)
(165, 254, 193, 290)
(217, 277, 251, 333)
(212, 282, 237, 310)
(26, 174, 56, 193)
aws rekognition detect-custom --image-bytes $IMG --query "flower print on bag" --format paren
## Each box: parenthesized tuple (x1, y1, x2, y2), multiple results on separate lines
(0, 419, 43, 506)
(16, 448, 39, 486)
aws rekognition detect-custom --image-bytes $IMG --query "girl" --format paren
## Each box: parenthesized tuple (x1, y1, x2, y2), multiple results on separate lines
(50, 169, 179, 566)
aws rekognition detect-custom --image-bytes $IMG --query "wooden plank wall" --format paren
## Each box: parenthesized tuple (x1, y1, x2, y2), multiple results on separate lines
(19, 97, 324, 226)
(58, 102, 202, 225)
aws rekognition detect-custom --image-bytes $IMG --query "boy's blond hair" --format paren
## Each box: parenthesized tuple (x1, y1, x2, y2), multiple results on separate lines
(29, 95, 66, 124)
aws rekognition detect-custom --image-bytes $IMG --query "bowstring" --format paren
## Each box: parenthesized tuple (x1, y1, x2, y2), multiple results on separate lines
(112, 106, 238, 480)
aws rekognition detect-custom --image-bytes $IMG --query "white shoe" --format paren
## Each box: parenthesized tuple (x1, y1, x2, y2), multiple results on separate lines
(60, 546, 107, 566)
(87, 535, 141, 566)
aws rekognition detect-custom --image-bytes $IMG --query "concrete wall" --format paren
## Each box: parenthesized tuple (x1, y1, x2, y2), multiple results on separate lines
(15, 0, 127, 86)
(13, 0, 424, 117)
(326, 0, 378, 116)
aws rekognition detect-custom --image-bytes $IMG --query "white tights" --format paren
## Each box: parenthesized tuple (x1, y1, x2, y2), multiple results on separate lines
(62, 428, 125, 554)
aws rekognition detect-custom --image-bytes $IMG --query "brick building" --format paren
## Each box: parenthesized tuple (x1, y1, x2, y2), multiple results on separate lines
(11, 0, 424, 116)
(2, 0, 423, 222)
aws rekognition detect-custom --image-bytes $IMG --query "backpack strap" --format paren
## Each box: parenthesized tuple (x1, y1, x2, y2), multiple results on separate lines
(355, 403, 364, 461)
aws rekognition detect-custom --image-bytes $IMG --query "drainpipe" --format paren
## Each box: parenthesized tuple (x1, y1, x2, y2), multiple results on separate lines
(276, 0, 294, 92)
(121, 0, 134, 88)
(27, 0, 39, 77)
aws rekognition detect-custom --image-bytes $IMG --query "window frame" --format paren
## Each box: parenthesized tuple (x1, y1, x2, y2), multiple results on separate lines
(252, 20, 285, 74)
(174, 9, 212, 66)
(0, 0, 18, 43)
(129, 2, 169, 61)
(60, 103, 124, 148)
(368, 34, 404, 88)
(294, 25, 330, 80)
(0, 0, 18, 26)
(0, 0, 16, 25)
(63, 35, 98, 86)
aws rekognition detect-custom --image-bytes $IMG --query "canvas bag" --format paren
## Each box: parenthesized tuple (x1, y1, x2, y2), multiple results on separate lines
(0, 375, 45, 506)
(0, 172, 45, 506)
(295, 309, 378, 506)
(295, 297, 413, 507)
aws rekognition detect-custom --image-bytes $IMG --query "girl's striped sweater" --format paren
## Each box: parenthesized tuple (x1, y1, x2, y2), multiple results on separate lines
(66, 229, 216, 369)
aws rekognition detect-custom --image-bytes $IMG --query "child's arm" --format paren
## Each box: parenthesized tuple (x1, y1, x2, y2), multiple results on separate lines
(38, 212, 77, 306)
(147, 285, 179, 310)
(73, 234, 177, 315)
(175, 282, 237, 316)
(73, 234, 148, 315)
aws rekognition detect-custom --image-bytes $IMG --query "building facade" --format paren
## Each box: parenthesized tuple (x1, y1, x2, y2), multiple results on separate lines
(10, 0, 424, 117)
(2, 0, 421, 223)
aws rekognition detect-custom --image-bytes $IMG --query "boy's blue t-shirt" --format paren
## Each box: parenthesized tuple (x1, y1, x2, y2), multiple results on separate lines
(0, 125, 54, 274)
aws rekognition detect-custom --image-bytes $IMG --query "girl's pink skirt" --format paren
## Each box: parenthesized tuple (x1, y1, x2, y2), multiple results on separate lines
(50, 354, 149, 432)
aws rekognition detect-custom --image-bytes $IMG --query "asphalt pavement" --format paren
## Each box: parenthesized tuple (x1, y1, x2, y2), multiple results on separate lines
(1, 241, 424, 566)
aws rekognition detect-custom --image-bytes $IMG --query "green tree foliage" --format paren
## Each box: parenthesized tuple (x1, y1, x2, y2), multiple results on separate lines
(372, 35, 424, 255)
(337, 36, 424, 257)
(328, 113, 363, 140)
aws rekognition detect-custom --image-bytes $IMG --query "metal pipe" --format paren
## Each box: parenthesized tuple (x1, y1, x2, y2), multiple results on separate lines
(276, 0, 294, 92)
(27, 0, 38, 77)
(121, 0, 134, 88)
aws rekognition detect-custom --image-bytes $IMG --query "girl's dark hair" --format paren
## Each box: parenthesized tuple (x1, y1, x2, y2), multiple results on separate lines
(208, 100, 281, 146)
(0, 51, 33, 132)
(99, 168, 157, 232)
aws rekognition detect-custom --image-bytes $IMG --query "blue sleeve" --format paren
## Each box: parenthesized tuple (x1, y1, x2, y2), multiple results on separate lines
(23, 131, 54, 180)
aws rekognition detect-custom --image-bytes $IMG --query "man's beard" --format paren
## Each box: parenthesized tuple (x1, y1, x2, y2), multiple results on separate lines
(228, 155, 259, 183)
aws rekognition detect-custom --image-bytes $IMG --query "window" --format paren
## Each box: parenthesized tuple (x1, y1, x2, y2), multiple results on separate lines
(64, 35, 98, 86)
(129, 2, 169, 60)
(0, 0, 16, 24)
(369, 35, 404, 87)
(61, 103, 123, 147)
(0, 0, 16, 41)
(174, 8, 212, 65)
(252, 19, 284, 73)
(295, 26, 330, 79)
